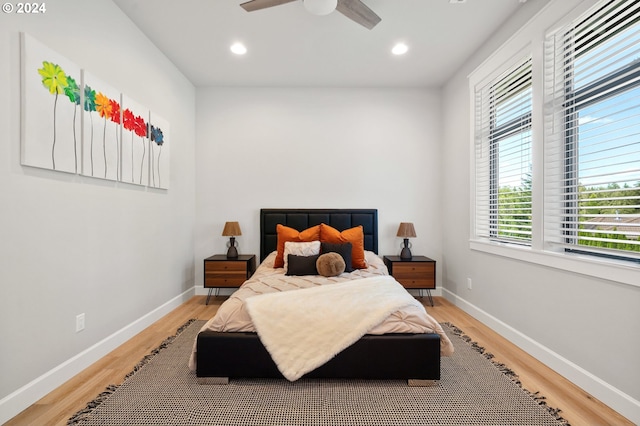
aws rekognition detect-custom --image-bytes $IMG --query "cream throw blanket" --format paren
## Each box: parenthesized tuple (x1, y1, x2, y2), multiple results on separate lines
(245, 275, 426, 381)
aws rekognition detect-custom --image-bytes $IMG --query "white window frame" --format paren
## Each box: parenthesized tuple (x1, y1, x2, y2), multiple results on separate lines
(544, 0, 640, 261)
(474, 55, 533, 246)
(468, 0, 640, 288)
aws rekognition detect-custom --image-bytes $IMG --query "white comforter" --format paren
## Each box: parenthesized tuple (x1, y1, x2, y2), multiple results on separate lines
(246, 275, 430, 381)
(189, 251, 454, 374)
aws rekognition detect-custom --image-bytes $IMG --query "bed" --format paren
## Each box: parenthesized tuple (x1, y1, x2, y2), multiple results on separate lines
(191, 208, 453, 384)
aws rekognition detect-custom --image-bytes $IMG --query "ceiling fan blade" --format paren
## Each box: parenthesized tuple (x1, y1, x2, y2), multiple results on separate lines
(336, 0, 381, 29)
(240, 0, 297, 12)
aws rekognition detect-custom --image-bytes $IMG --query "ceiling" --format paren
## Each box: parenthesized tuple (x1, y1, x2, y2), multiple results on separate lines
(113, 0, 531, 88)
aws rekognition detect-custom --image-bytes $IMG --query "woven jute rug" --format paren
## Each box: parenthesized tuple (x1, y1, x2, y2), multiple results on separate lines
(68, 320, 568, 425)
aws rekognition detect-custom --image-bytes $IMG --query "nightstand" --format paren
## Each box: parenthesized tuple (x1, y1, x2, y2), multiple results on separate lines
(383, 255, 435, 306)
(203, 254, 256, 305)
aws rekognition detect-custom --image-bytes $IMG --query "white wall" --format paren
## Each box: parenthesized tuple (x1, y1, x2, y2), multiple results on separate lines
(0, 0, 196, 422)
(441, 0, 640, 423)
(3, 0, 637, 423)
(195, 87, 442, 291)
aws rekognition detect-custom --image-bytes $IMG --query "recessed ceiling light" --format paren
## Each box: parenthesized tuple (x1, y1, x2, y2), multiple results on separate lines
(392, 43, 409, 55)
(230, 42, 247, 55)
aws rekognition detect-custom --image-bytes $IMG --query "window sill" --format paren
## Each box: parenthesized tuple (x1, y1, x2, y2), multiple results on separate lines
(469, 239, 640, 289)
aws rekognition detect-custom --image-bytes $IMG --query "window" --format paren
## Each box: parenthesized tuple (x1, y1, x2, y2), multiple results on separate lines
(469, 0, 640, 285)
(544, 0, 640, 260)
(474, 57, 533, 245)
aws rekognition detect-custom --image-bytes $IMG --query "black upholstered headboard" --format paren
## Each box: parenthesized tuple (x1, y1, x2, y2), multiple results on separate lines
(260, 208, 378, 262)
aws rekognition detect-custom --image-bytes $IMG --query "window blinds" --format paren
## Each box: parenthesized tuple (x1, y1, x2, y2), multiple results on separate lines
(474, 57, 533, 244)
(544, 0, 640, 258)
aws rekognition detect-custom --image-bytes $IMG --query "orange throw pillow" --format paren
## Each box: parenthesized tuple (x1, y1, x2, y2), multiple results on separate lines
(320, 224, 367, 269)
(274, 224, 321, 268)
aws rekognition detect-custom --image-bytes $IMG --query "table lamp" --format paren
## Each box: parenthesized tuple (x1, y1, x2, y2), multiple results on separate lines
(222, 221, 242, 259)
(396, 222, 416, 260)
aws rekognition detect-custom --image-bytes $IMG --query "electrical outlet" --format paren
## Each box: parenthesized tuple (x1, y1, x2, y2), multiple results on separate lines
(467, 278, 472, 290)
(76, 313, 85, 332)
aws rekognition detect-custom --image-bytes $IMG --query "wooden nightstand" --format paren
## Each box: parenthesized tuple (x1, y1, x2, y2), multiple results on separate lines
(383, 255, 436, 306)
(204, 254, 256, 305)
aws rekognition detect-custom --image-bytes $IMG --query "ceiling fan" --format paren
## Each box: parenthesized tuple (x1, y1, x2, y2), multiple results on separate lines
(240, 0, 382, 30)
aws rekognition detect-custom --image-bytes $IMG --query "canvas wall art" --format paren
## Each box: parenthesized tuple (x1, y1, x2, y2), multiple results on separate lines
(21, 33, 82, 174)
(20, 33, 171, 190)
(148, 112, 170, 189)
(120, 96, 150, 187)
(82, 72, 121, 181)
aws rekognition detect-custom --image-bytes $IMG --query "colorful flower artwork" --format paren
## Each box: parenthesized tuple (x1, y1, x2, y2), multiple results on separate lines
(22, 34, 81, 174)
(121, 96, 150, 186)
(148, 112, 170, 189)
(21, 33, 170, 189)
(82, 73, 121, 182)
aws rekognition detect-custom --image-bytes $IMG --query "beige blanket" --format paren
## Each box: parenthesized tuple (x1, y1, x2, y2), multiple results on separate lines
(189, 251, 453, 371)
(245, 276, 423, 381)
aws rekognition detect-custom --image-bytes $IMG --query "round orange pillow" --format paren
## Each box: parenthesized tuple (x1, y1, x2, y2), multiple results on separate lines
(316, 252, 346, 277)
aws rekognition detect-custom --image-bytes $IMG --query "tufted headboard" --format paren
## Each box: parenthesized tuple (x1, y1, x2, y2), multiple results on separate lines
(260, 208, 378, 262)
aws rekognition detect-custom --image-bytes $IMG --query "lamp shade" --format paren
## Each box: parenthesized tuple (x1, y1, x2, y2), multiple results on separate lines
(222, 221, 242, 237)
(396, 222, 416, 238)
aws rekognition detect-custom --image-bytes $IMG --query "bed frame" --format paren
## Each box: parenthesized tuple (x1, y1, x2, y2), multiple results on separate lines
(196, 208, 441, 384)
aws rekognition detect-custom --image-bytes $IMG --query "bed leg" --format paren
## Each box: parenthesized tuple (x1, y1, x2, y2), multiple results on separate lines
(408, 379, 438, 387)
(197, 377, 229, 385)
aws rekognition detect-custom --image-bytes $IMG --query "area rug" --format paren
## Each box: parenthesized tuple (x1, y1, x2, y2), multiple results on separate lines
(68, 320, 568, 425)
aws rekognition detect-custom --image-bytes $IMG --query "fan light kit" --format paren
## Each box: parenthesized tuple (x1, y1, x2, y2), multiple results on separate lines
(240, 0, 381, 30)
(303, 0, 337, 15)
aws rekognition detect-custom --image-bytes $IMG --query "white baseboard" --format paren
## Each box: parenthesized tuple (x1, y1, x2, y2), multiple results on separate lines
(442, 288, 640, 424)
(0, 286, 195, 425)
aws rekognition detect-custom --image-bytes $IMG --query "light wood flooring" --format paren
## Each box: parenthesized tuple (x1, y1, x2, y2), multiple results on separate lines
(5, 296, 633, 426)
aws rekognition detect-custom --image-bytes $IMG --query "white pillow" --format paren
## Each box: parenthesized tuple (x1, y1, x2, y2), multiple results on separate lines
(283, 240, 321, 273)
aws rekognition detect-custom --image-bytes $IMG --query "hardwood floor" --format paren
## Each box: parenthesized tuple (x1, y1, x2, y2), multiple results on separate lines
(6, 296, 633, 426)
(425, 298, 633, 426)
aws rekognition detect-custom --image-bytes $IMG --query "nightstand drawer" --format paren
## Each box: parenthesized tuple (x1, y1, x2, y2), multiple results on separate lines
(383, 255, 436, 290)
(394, 260, 435, 289)
(205, 263, 246, 287)
(392, 262, 434, 277)
(203, 255, 256, 289)
(205, 262, 247, 273)
(205, 274, 246, 287)
(394, 275, 435, 289)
